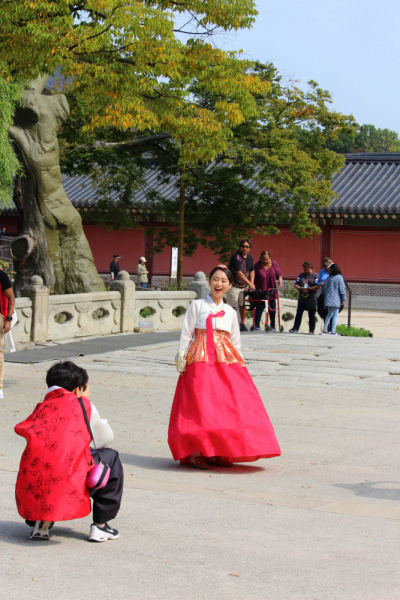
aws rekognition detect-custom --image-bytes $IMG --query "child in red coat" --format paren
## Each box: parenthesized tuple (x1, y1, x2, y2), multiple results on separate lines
(15, 361, 124, 542)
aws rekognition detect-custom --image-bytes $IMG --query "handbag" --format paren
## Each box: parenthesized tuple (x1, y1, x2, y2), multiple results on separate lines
(78, 397, 111, 490)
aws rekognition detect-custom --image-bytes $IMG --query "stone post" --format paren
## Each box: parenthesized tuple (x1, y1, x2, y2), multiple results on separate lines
(110, 270, 136, 332)
(188, 271, 210, 299)
(21, 275, 49, 342)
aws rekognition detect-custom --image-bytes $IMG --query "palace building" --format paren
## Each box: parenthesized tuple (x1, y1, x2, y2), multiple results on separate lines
(2, 152, 400, 308)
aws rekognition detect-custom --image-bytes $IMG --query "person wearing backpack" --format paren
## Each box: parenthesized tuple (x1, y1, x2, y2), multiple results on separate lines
(321, 264, 346, 336)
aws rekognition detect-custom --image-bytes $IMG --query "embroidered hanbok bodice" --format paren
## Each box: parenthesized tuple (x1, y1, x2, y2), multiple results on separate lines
(175, 295, 242, 371)
(179, 295, 241, 356)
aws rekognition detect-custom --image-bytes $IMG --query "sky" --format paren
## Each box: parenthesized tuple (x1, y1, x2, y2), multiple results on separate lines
(215, 0, 400, 133)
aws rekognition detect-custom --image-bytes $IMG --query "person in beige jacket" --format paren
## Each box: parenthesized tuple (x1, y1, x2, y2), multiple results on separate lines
(137, 257, 149, 289)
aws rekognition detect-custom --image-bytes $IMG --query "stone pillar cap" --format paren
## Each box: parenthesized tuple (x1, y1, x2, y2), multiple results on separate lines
(193, 271, 206, 281)
(31, 275, 44, 285)
(117, 270, 130, 281)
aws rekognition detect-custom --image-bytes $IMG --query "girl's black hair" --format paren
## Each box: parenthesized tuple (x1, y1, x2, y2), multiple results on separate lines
(46, 361, 89, 392)
(209, 265, 234, 285)
(329, 263, 342, 276)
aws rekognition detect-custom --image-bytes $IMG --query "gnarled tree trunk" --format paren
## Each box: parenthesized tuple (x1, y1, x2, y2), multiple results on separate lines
(9, 79, 105, 295)
(11, 146, 55, 296)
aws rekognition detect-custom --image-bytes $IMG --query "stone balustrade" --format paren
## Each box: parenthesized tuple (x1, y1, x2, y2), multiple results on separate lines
(10, 270, 320, 343)
(11, 271, 208, 343)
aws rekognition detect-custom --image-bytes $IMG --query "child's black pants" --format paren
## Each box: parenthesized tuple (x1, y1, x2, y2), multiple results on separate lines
(90, 448, 124, 523)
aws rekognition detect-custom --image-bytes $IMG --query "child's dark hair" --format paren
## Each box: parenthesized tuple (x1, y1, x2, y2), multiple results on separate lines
(302, 261, 314, 270)
(46, 361, 89, 392)
(329, 263, 342, 276)
(209, 265, 234, 284)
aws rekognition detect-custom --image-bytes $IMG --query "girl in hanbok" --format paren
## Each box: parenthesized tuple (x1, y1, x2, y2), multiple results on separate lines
(168, 265, 281, 469)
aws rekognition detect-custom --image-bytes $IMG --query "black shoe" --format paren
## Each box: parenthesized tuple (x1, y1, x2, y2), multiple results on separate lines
(240, 324, 248, 332)
(89, 523, 119, 542)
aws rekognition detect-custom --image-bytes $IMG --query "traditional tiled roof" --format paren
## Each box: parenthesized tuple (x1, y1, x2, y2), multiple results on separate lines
(65, 152, 400, 215)
(331, 153, 400, 214)
(2, 153, 400, 216)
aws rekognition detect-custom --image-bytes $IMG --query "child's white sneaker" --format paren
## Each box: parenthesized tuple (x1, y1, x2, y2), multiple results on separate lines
(0, 389, 4, 399)
(89, 523, 119, 542)
(30, 521, 54, 540)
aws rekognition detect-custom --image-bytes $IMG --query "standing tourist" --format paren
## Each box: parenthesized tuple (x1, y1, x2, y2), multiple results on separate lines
(254, 250, 283, 331)
(322, 264, 346, 336)
(226, 239, 255, 332)
(0, 267, 15, 399)
(110, 254, 121, 281)
(289, 261, 320, 335)
(168, 265, 281, 470)
(137, 257, 149, 289)
(317, 257, 333, 329)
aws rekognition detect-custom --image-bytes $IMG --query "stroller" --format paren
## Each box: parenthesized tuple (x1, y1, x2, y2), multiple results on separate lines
(243, 288, 284, 332)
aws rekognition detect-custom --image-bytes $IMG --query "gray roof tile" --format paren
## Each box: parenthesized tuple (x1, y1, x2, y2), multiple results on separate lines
(3, 153, 400, 215)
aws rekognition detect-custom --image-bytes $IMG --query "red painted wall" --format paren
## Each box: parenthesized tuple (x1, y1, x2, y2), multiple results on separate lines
(0, 216, 19, 236)
(331, 230, 400, 282)
(153, 229, 321, 278)
(83, 225, 146, 272)
(250, 231, 321, 277)
(7, 217, 397, 283)
(153, 242, 217, 275)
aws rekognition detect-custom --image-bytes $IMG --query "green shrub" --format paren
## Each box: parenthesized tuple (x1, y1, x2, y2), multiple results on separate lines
(159, 279, 189, 291)
(139, 307, 153, 318)
(281, 280, 299, 300)
(336, 325, 372, 337)
(282, 312, 294, 322)
(172, 306, 185, 317)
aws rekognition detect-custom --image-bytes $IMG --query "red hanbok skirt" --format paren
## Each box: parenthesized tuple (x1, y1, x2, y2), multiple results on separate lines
(168, 329, 281, 463)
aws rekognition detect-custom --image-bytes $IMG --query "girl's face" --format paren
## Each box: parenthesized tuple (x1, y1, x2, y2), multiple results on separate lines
(209, 270, 232, 302)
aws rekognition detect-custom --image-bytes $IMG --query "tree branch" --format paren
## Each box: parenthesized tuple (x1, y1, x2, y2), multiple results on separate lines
(93, 133, 171, 148)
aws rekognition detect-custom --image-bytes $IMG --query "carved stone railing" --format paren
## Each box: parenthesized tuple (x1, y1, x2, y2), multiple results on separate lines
(11, 270, 209, 343)
(11, 270, 323, 343)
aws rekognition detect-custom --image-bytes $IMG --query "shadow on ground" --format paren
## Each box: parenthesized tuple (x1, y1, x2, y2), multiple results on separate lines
(333, 481, 400, 501)
(0, 520, 89, 546)
(120, 452, 265, 474)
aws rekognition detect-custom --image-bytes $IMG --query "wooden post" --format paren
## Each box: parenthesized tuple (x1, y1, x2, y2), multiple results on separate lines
(144, 216, 154, 286)
(177, 166, 185, 286)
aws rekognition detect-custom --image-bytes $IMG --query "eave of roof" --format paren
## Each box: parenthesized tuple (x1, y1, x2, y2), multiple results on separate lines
(2, 153, 400, 217)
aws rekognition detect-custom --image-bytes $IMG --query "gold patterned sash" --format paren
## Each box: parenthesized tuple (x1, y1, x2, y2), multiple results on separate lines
(186, 329, 245, 367)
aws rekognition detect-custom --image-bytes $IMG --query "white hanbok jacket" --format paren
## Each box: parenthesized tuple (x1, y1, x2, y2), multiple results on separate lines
(176, 294, 241, 371)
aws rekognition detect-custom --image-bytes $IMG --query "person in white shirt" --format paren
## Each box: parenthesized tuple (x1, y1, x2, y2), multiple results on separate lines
(168, 265, 281, 470)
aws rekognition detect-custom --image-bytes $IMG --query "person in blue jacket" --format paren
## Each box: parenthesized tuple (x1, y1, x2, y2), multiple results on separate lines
(317, 258, 333, 330)
(322, 264, 346, 336)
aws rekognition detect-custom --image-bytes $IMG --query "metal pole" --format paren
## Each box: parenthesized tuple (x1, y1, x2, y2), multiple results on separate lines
(344, 280, 352, 328)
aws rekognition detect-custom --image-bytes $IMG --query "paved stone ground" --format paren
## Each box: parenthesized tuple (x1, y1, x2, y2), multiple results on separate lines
(338, 309, 400, 339)
(1, 332, 400, 600)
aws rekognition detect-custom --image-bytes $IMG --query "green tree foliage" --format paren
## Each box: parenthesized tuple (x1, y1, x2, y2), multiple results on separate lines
(0, 1, 265, 164)
(326, 123, 400, 153)
(61, 62, 355, 261)
(0, 74, 22, 204)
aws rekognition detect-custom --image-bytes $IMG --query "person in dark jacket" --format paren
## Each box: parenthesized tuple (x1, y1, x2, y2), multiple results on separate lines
(322, 264, 346, 336)
(226, 239, 255, 332)
(110, 254, 121, 281)
(289, 261, 320, 335)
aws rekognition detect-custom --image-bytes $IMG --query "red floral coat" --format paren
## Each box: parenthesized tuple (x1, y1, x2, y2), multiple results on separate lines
(15, 388, 92, 522)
